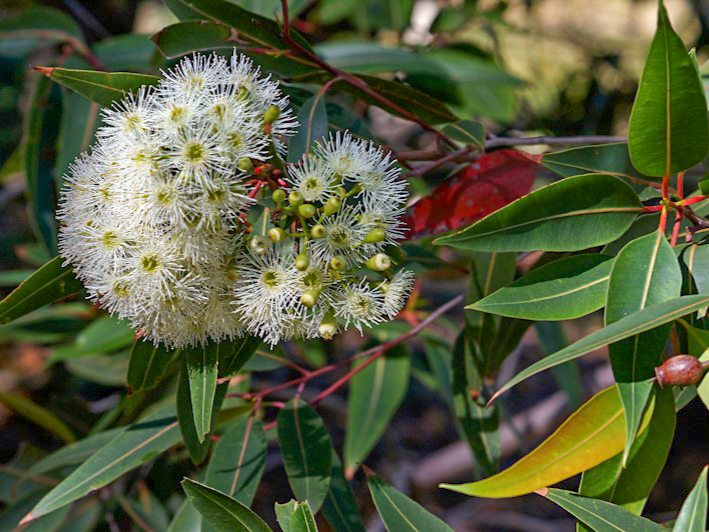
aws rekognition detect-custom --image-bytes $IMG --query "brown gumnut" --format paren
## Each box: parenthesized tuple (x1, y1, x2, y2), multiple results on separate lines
(654, 355, 705, 387)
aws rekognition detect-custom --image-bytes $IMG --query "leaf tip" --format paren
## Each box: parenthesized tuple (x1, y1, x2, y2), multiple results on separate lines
(534, 487, 549, 497)
(361, 464, 375, 478)
(33, 66, 55, 77)
(486, 390, 502, 407)
(18, 512, 36, 526)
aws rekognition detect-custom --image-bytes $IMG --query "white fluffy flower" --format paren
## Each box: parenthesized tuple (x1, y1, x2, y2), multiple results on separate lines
(380, 269, 415, 319)
(333, 279, 388, 333)
(286, 157, 336, 203)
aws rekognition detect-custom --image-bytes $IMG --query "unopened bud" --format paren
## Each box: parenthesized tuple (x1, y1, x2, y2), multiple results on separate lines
(272, 189, 286, 204)
(288, 191, 303, 207)
(248, 235, 268, 255)
(263, 104, 281, 124)
(366, 253, 391, 271)
(298, 203, 316, 218)
(655, 355, 706, 387)
(324, 196, 341, 216)
(330, 256, 346, 270)
(364, 228, 386, 244)
(295, 252, 309, 271)
(300, 288, 321, 307)
(268, 227, 286, 243)
(237, 157, 253, 172)
(319, 314, 337, 340)
(311, 224, 326, 238)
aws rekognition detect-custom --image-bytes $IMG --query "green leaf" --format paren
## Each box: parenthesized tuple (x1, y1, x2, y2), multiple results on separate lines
(451, 329, 499, 474)
(0, 391, 75, 443)
(178, 359, 227, 464)
(542, 489, 664, 531)
(64, 353, 129, 386)
(441, 386, 652, 498)
(578, 386, 675, 523)
(48, 315, 135, 364)
(0, 5, 85, 58)
(441, 120, 486, 150)
(606, 231, 681, 460)
(672, 466, 707, 532)
(127, 340, 181, 392)
(151, 20, 233, 59)
(181, 478, 271, 532)
(536, 322, 584, 408)
(288, 92, 329, 162)
(24, 428, 124, 478)
(321, 451, 365, 532)
(36, 67, 159, 107)
(490, 294, 709, 402)
(186, 343, 219, 442)
(275, 500, 317, 532)
(682, 242, 709, 295)
(543, 143, 654, 181)
(344, 347, 410, 474)
(434, 174, 642, 252)
(93, 34, 158, 71)
(602, 213, 661, 256)
(218, 336, 262, 377)
(627, 2, 709, 176)
(25, 402, 180, 521)
(205, 417, 266, 507)
(368, 475, 453, 532)
(469, 254, 612, 320)
(167, 499, 202, 532)
(277, 399, 332, 512)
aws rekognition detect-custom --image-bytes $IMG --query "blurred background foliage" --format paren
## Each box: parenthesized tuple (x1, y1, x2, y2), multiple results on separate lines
(0, 1, 707, 531)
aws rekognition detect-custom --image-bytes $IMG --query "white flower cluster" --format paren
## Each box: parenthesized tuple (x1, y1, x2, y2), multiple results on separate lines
(58, 51, 413, 348)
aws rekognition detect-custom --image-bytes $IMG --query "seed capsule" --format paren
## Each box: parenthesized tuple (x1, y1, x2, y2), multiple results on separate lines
(319, 314, 337, 340)
(655, 355, 705, 387)
(298, 203, 316, 218)
(267, 227, 286, 243)
(237, 157, 253, 172)
(366, 253, 391, 271)
(323, 196, 341, 216)
(295, 252, 309, 271)
(364, 228, 386, 244)
(272, 189, 286, 204)
(330, 256, 346, 270)
(300, 288, 321, 307)
(311, 224, 326, 238)
(288, 191, 303, 207)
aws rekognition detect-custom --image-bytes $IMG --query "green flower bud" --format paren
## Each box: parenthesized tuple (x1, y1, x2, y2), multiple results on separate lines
(300, 288, 321, 307)
(272, 189, 286, 204)
(311, 224, 326, 238)
(237, 157, 253, 172)
(324, 196, 341, 216)
(330, 256, 346, 271)
(268, 227, 286, 243)
(364, 228, 387, 244)
(295, 252, 309, 271)
(298, 203, 316, 218)
(248, 235, 269, 255)
(319, 313, 337, 340)
(288, 191, 303, 207)
(263, 104, 281, 124)
(366, 253, 391, 271)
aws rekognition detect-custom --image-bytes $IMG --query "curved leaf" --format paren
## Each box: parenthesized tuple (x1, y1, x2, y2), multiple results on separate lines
(441, 386, 652, 498)
(36, 67, 159, 107)
(24, 402, 180, 521)
(469, 254, 612, 320)
(127, 340, 180, 392)
(441, 120, 486, 150)
(672, 466, 707, 532)
(49, 316, 134, 364)
(321, 451, 365, 532)
(542, 143, 653, 180)
(288, 92, 328, 162)
(606, 231, 681, 460)
(368, 475, 453, 532)
(628, 2, 709, 176)
(434, 174, 642, 252)
(181, 478, 270, 532)
(185, 344, 219, 442)
(490, 294, 709, 402)
(344, 347, 410, 474)
(0, 391, 75, 443)
(277, 399, 332, 512)
(275, 500, 317, 532)
(542, 488, 664, 531)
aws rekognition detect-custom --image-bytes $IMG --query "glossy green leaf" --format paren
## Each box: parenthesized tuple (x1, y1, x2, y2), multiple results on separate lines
(315, 42, 447, 77)
(25, 428, 124, 478)
(151, 20, 233, 59)
(451, 328, 499, 474)
(127, 340, 181, 392)
(288, 92, 328, 162)
(606, 231, 680, 460)
(698, 350, 709, 411)
(543, 143, 654, 181)
(627, 3, 709, 176)
(218, 336, 261, 377)
(0, 5, 85, 57)
(116, 490, 170, 531)
(441, 120, 486, 150)
(181, 478, 271, 532)
(578, 386, 675, 525)
(64, 353, 129, 386)
(178, 359, 227, 464)
(321, 451, 365, 532)
(682, 242, 709, 296)
(672, 466, 707, 532)
(25, 402, 180, 521)
(441, 386, 651, 498)
(277, 399, 332, 512)
(368, 475, 453, 531)
(94, 34, 158, 72)
(543, 489, 664, 531)
(469, 254, 612, 320)
(490, 294, 709, 402)
(602, 213, 661, 256)
(49, 316, 134, 364)
(205, 417, 267, 507)
(0, 391, 75, 443)
(186, 343, 219, 442)
(167, 499, 202, 532)
(37, 67, 159, 107)
(344, 346, 410, 474)
(434, 174, 642, 252)
(536, 322, 584, 408)
(275, 500, 317, 532)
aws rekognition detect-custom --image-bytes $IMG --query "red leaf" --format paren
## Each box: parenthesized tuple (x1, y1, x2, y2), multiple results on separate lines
(404, 149, 540, 239)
